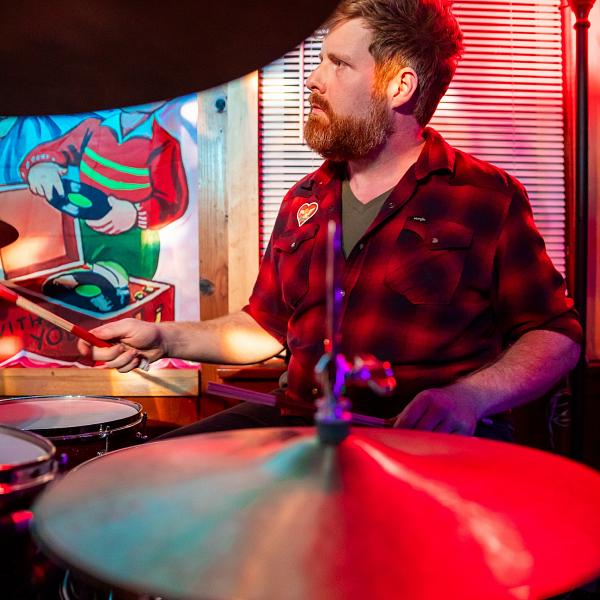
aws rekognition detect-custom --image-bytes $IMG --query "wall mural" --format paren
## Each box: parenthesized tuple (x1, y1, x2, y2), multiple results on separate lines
(0, 95, 199, 367)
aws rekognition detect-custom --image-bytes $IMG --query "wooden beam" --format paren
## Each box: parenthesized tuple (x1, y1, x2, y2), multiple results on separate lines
(0, 368, 198, 397)
(227, 72, 259, 313)
(198, 73, 259, 320)
(198, 74, 260, 396)
(198, 84, 230, 320)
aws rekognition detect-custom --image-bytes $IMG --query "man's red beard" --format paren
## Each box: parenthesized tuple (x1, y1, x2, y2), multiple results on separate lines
(304, 91, 393, 161)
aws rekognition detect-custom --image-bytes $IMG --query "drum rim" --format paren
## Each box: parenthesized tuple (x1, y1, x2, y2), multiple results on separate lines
(0, 424, 57, 492)
(0, 395, 144, 440)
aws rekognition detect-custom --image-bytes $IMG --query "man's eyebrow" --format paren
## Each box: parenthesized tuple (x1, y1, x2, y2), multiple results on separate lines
(319, 51, 354, 64)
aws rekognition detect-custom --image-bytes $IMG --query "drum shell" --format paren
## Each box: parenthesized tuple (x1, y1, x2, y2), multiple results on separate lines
(0, 425, 60, 598)
(49, 419, 146, 467)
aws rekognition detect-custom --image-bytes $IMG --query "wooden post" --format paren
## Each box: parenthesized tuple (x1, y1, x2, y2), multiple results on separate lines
(198, 72, 259, 320)
(198, 73, 260, 409)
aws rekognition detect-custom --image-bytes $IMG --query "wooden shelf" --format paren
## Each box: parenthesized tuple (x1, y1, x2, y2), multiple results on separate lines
(0, 367, 199, 397)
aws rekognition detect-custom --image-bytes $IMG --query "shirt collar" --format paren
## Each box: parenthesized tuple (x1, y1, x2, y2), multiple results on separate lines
(414, 127, 456, 181)
(298, 127, 455, 198)
(299, 160, 340, 191)
(101, 112, 156, 143)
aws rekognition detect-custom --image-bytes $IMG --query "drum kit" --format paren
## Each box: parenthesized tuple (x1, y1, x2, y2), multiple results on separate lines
(2, 3, 600, 599)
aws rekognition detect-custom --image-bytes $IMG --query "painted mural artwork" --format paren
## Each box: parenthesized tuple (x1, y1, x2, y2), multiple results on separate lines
(0, 96, 199, 367)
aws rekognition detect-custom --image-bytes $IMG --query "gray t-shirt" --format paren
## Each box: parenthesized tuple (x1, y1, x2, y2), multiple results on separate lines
(342, 179, 393, 258)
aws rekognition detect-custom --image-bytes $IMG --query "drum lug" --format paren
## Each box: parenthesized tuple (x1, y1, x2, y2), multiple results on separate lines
(97, 425, 111, 456)
(136, 412, 149, 443)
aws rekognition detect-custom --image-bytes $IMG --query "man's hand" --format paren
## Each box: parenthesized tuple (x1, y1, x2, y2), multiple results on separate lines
(77, 318, 166, 372)
(28, 163, 67, 200)
(394, 331, 580, 435)
(393, 386, 482, 435)
(86, 196, 138, 234)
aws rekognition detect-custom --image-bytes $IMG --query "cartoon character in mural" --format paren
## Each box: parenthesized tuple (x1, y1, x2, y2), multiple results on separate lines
(19, 101, 189, 313)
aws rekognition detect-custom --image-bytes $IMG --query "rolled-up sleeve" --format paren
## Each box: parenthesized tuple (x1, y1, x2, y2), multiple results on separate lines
(242, 235, 290, 345)
(493, 181, 582, 345)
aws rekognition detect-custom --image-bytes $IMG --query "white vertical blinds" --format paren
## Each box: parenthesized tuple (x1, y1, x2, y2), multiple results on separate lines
(259, 0, 567, 275)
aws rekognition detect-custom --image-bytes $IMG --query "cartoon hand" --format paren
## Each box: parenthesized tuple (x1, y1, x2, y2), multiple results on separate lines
(28, 163, 67, 200)
(86, 196, 138, 234)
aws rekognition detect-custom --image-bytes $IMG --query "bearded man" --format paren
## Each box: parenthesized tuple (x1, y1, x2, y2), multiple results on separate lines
(80, 0, 581, 440)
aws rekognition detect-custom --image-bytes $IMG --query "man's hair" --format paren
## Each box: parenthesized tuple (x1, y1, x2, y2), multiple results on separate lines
(327, 0, 463, 126)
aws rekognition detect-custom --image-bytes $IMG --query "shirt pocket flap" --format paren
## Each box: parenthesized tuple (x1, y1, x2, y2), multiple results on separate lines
(428, 221, 473, 250)
(401, 218, 428, 240)
(274, 222, 320, 253)
(385, 219, 472, 304)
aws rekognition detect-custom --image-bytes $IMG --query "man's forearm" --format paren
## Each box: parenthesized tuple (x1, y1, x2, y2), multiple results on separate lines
(450, 329, 580, 419)
(159, 311, 284, 365)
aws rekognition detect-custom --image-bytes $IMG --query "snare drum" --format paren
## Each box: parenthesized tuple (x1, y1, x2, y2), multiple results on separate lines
(0, 396, 147, 467)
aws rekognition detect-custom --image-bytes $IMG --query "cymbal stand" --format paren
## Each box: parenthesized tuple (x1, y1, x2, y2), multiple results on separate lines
(315, 221, 396, 444)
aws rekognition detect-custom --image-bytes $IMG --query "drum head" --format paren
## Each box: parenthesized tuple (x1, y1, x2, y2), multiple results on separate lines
(0, 396, 142, 439)
(0, 425, 54, 466)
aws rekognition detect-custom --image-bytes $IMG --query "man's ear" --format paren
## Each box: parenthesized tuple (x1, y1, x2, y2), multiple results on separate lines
(388, 67, 419, 110)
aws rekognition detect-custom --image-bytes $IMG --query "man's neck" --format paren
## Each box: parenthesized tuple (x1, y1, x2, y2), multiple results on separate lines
(347, 124, 425, 204)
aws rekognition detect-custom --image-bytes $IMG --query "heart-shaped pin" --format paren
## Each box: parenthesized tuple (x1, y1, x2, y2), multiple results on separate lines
(297, 202, 318, 227)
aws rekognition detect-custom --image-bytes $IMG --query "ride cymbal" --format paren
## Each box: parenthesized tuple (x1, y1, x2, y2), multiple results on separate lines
(32, 428, 600, 600)
(0, 0, 337, 115)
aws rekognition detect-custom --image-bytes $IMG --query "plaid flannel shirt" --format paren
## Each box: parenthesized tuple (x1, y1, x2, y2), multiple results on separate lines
(244, 128, 581, 418)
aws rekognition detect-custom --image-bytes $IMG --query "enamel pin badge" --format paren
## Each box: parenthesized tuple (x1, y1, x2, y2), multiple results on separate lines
(297, 202, 318, 227)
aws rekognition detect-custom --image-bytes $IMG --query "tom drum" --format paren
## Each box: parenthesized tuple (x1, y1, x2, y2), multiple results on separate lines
(0, 395, 146, 467)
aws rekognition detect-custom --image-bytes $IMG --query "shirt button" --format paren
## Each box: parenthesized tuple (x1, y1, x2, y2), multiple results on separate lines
(340, 290, 346, 297)
(431, 237, 439, 244)
(358, 242, 364, 250)
(387, 202, 394, 209)
(290, 241, 296, 249)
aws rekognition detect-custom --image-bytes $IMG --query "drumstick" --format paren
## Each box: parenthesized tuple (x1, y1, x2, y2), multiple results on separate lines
(206, 382, 392, 427)
(0, 283, 149, 370)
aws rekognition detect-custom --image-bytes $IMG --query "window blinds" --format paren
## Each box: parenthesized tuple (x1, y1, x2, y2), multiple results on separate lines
(259, 0, 566, 275)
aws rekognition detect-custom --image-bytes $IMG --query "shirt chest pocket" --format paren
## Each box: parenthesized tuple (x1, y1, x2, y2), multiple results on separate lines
(384, 219, 473, 305)
(274, 222, 319, 307)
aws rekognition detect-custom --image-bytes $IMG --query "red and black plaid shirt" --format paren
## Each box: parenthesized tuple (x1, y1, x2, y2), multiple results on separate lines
(244, 128, 581, 418)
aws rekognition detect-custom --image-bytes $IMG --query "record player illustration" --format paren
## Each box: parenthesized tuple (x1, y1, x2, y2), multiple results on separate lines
(0, 184, 174, 362)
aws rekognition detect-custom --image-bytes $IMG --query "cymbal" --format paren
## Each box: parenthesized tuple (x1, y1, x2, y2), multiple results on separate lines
(32, 428, 600, 599)
(0, 0, 336, 115)
(0, 220, 18, 248)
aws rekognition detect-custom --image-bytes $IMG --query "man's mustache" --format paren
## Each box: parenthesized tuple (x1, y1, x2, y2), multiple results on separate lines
(308, 93, 331, 114)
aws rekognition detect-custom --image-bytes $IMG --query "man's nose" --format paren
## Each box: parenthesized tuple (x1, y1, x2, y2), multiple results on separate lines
(306, 64, 325, 93)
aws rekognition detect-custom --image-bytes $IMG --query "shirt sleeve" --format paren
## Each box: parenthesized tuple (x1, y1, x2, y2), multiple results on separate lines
(493, 180, 582, 345)
(242, 197, 294, 345)
(19, 118, 100, 180)
(136, 122, 189, 229)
